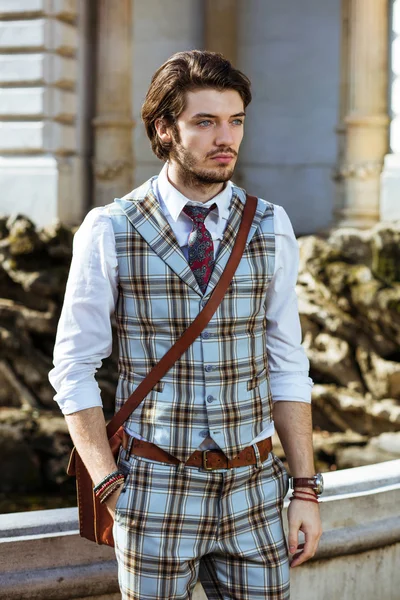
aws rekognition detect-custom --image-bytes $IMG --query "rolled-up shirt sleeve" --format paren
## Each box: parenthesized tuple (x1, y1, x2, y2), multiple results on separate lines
(266, 204, 313, 403)
(48, 208, 118, 414)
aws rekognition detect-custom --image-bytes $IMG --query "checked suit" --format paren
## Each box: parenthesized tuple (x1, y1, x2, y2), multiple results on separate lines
(106, 179, 290, 599)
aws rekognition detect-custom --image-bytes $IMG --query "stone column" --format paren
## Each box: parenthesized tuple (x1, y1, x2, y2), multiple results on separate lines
(334, 0, 389, 228)
(381, 0, 400, 221)
(333, 0, 350, 225)
(92, 0, 134, 208)
(205, 0, 237, 64)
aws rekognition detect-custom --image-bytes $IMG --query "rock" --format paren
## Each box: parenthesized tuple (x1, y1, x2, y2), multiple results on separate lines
(370, 431, 400, 454)
(303, 332, 364, 392)
(311, 384, 371, 434)
(0, 410, 41, 492)
(366, 398, 400, 432)
(32, 415, 73, 486)
(327, 227, 373, 267)
(0, 409, 73, 492)
(298, 235, 340, 282)
(39, 221, 73, 262)
(356, 348, 400, 399)
(336, 431, 400, 468)
(4, 215, 43, 256)
(0, 299, 56, 335)
(0, 216, 8, 240)
(371, 222, 400, 284)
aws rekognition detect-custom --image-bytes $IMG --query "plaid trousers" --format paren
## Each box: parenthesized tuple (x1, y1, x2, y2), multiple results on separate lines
(113, 444, 290, 600)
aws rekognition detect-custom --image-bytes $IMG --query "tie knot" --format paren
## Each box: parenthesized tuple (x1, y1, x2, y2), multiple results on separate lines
(182, 203, 216, 224)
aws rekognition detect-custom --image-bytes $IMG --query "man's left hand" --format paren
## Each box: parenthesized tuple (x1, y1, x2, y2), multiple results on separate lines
(287, 495, 322, 568)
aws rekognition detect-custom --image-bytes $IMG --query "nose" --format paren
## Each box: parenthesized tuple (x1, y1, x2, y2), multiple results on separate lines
(215, 122, 234, 147)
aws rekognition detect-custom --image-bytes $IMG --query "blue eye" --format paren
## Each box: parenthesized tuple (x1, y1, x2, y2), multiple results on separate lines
(232, 119, 243, 126)
(198, 120, 212, 127)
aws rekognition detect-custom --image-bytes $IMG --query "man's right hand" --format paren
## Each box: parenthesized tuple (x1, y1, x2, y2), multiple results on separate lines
(105, 484, 124, 519)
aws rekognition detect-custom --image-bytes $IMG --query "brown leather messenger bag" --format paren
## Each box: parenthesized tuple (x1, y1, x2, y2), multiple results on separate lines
(67, 194, 258, 546)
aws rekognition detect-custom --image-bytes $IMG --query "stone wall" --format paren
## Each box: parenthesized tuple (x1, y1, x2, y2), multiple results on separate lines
(0, 213, 399, 499)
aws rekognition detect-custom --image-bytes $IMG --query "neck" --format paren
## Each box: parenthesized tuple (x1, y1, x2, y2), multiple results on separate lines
(167, 162, 225, 203)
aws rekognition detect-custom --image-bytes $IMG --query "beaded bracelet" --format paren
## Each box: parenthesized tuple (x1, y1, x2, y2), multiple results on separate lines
(98, 477, 125, 504)
(96, 475, 125, 504)
(94, 470, 125, 494)
(95, 473, 124, 496)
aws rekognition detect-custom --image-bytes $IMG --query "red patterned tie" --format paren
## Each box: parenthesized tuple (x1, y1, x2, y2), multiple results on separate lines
(182, 203, 217, 294)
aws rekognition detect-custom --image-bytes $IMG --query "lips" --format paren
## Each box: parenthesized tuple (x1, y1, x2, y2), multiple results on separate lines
(211, 155, 234, 164)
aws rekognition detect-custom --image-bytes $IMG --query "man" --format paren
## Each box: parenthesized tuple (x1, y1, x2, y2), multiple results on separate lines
(49, 50, 322, 599)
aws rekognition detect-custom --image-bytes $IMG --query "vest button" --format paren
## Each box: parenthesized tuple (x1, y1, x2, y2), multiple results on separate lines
(207, 395, 215, 403)
(205, 365, 214, 372)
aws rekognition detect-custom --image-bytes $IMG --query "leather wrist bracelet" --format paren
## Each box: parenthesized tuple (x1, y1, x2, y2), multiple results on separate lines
(290, 492, 319, 505)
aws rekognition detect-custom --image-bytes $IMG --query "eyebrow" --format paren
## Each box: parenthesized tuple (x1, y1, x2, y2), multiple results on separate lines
(191, 112, 246, 120)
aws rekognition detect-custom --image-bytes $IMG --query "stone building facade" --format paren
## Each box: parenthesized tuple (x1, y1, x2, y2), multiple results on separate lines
(0, 0, 398, 234)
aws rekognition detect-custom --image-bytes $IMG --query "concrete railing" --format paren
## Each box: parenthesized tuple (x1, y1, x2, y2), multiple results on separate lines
(0, 460, 399, 600)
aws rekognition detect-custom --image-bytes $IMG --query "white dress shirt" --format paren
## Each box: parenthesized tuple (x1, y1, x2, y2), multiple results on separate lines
(49, 163, 313, 449)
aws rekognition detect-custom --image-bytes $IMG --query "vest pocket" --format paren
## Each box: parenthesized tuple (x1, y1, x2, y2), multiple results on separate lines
(247, 368, 268, 391)
(246, 371, 272, 428)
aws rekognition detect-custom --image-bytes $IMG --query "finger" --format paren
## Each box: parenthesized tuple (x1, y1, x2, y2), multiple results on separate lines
(288, 523, 300, 555)
(289, 542, 305, 555)
(290, 536, 318, 568)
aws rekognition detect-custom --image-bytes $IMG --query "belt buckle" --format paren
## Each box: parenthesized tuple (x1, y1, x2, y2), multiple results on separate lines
(202, 450, 214, 471)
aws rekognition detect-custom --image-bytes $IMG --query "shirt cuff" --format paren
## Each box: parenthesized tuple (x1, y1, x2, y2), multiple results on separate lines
(54, 382, 103, 415)
(269, 371, 314, 403)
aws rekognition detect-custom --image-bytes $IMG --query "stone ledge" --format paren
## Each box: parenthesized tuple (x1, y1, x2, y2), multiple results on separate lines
(316, 515, 400, 559)
(0, 561, 119, 600)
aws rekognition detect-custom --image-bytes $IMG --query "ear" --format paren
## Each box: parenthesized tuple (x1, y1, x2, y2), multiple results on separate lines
(154, 118, 173, 145)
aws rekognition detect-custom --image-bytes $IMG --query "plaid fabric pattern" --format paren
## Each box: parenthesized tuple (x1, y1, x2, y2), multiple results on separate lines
(107, 179, 276, 462)
(113, 447, 290, 600)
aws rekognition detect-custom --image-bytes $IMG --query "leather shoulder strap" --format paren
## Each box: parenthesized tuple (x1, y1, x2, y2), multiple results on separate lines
(106, 194, 258, 439)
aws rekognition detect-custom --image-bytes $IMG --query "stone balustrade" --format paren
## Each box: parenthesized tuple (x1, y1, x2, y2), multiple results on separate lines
(0, 459, 399, 599)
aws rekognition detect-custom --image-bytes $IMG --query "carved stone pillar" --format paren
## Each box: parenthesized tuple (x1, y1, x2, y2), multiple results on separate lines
(92, 0, 134, 207)
(334, 0, 389, 228)
(381, 0, 400, 221)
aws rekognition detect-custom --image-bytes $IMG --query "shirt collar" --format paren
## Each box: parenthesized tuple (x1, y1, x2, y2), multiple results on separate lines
(156, 162, 232, 222)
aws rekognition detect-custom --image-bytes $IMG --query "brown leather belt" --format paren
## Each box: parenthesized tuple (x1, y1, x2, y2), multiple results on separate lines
(122, 431, 272, 470)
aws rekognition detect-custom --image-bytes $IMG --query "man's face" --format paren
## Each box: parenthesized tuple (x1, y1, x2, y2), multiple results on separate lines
(168, 88, 245, 186)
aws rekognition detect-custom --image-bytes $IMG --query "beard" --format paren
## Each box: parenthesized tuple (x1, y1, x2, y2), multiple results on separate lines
(169, 134, 237, 190)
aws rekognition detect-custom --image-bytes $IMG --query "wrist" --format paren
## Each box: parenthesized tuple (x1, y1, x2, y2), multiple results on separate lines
(94, 470, 125, 504)
(290, 489, 319, 504)
(104, 483, 123, 504)
(290, 473, 324, 496)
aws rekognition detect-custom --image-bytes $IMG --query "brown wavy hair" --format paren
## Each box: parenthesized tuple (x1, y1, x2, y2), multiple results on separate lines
(141, 50, 252, 161)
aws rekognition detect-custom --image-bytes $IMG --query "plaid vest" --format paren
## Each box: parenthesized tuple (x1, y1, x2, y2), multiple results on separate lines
(107, 178, 276, 462)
